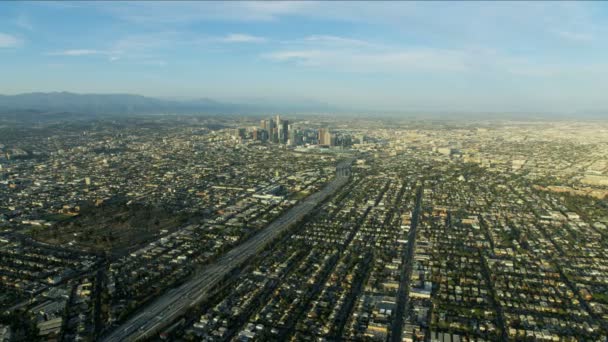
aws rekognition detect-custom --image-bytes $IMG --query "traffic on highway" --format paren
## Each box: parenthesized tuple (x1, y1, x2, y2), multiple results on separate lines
(102, 160, 353, 341)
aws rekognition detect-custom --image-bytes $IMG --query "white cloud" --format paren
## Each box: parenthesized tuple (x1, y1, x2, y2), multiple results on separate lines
(237, 1, 317, 21)
(112, 32, 181, 51)
(265, 50, 326, 65)
(264, 35, 608, 79)
(15, 14, 34, 31)
(264, 47, 469, 73)
(101, 1, 317, 24)
(95, 2, 409, 24)
(49, 49, 103, 56)
(0, 33, 22, 48)
(553, 30, 594, 42)
(141, 60, 167, 67)
(304, 35, 372, 47)
(47, 49, 122, 57)
(219, 33, 266, 43)
(265, 35, 470, 73)
(48, 32, 177, 65)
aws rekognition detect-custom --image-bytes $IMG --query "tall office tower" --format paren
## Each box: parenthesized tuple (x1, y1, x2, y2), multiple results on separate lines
(318, 128, 331, 145)
(260, 119, 268, 131)
(288, 124, 296, 146)
(256, 129, 268, 142)
(318, 128, 325, 145)
(281, 119, 289, 144)
(294, 128, 305, 145)
(252, 128, 258, 141)
(276, 115, 282, 143)
(268, 118, 277, 143)
(317, 128, 327, 145)
(272, 128, 279, 143)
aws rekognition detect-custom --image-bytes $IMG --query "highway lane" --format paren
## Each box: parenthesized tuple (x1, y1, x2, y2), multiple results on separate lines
(102, 160, 353, 341)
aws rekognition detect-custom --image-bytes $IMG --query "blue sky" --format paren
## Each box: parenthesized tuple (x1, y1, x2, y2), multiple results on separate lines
(1, 1, 608, 113)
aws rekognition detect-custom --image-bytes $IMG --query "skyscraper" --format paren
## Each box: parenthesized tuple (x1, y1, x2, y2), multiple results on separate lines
(288, 124, 296, 146)
(268, 118, 278, 143)
(261, 115, 289, 144)
(281, 119, 289, 144)
(318, 128, 332, 146)
(276, 115, 283, 143)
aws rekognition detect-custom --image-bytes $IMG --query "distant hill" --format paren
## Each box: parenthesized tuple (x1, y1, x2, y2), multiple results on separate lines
(2, 92, 598, 120)
(0, 92, 338, 119)
(0, 92, 233, 116)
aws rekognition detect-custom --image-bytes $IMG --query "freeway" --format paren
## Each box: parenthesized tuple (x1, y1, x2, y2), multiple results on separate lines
(102, 159, 353, 341)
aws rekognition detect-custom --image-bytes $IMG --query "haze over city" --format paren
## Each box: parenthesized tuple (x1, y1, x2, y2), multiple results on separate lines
(1, 1, 608, 113)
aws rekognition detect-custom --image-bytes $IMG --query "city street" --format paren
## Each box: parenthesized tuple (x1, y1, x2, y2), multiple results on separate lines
(102, 161, 352, 341)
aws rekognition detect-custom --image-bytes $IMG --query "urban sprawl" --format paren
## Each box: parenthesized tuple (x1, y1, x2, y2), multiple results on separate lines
(0, 116, 607, 342)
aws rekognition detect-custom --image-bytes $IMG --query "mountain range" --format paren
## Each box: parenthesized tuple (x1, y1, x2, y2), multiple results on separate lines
(0, 92, 337, 119)
(0, 92, 604, 121)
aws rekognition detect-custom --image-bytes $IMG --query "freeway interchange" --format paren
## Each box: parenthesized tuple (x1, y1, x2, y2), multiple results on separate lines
(102, 159, 353, 341)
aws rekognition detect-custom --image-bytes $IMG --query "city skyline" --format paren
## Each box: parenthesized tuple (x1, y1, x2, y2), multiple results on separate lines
(2, 2, 608, 341)
(2, 1, 608, 114)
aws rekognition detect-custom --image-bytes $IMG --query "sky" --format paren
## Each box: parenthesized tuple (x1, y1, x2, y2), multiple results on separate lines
(1, 1, 608, 113)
